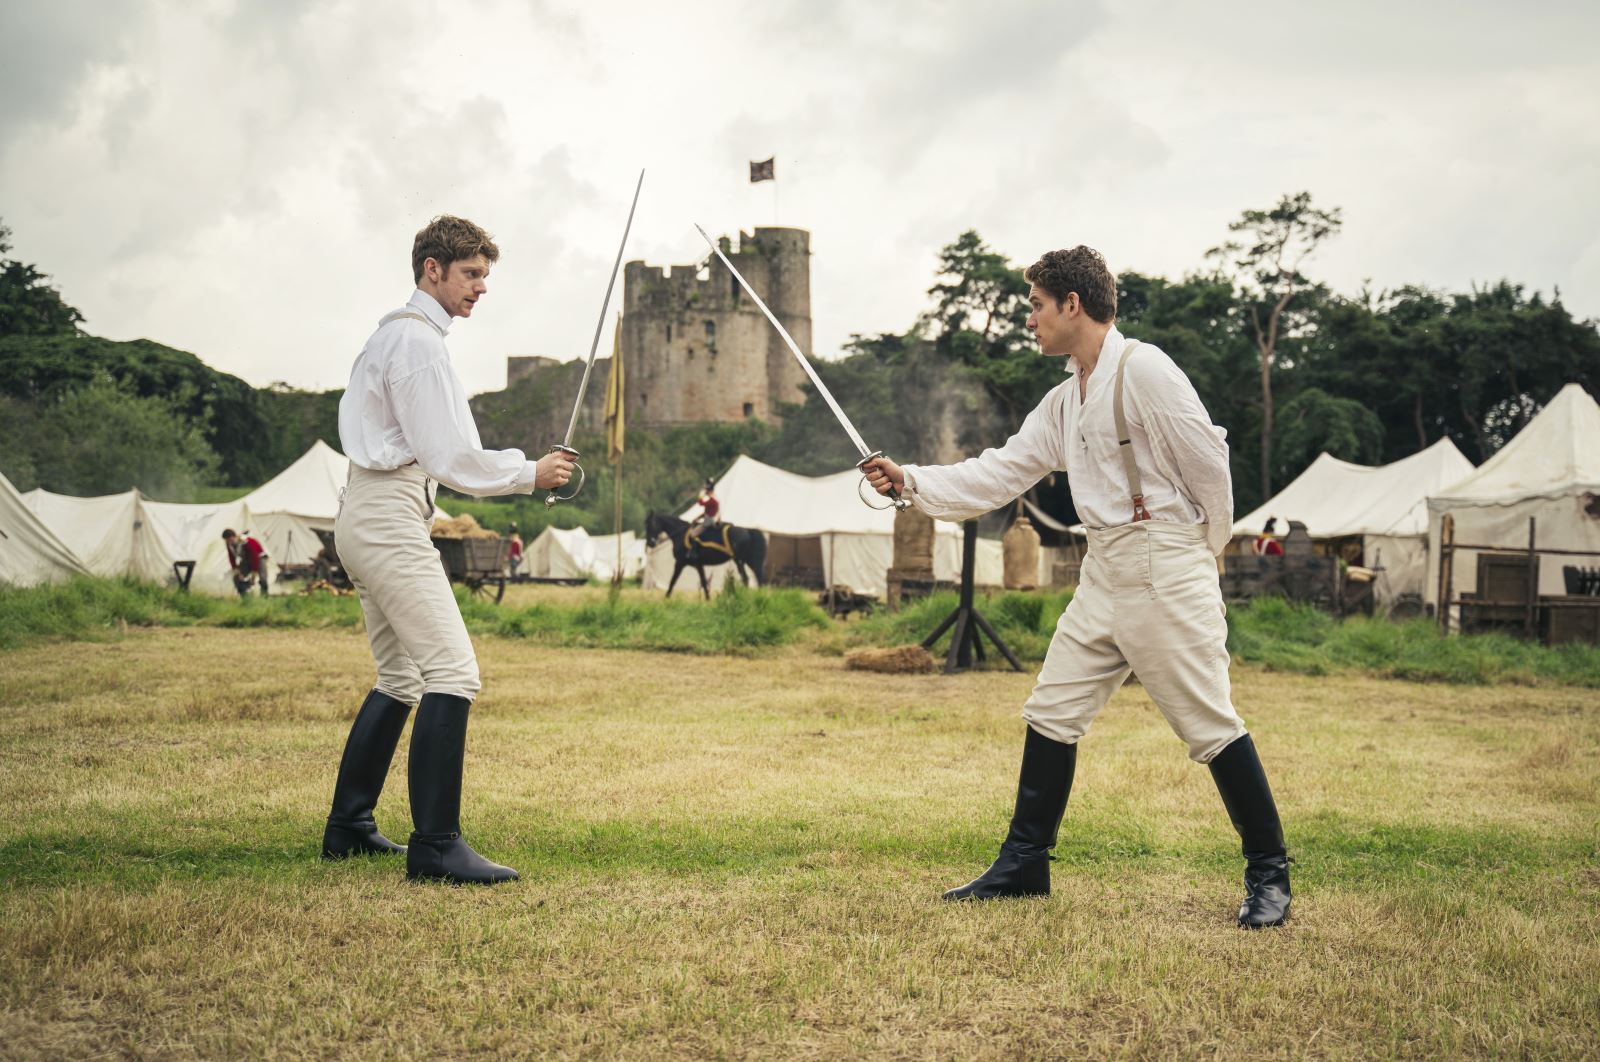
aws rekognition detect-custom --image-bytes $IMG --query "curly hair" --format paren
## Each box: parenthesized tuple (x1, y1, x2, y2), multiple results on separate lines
(412, 215, 500, 284)
(1023, 246, 1116, 323)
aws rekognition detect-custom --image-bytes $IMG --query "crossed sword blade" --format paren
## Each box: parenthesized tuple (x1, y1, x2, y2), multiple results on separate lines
(693, 223, 871, 460)
(545, 169, 645, 506)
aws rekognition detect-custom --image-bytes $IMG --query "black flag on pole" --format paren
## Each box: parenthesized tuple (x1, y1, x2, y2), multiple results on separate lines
(749, 157, 775, 183)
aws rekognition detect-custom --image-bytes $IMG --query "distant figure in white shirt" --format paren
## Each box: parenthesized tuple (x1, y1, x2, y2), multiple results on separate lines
(863, 246, 1291, 928)
(322, 215, 573, 885)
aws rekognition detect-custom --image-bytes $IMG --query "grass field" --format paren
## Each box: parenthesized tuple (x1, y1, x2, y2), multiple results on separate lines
(2, 618, 1597, 1057)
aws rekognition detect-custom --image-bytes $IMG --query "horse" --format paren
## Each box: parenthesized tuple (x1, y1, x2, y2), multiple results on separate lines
(644, 512, 768, 599)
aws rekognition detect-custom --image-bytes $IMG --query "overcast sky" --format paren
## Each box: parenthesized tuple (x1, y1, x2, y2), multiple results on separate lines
(3, 0, 1597, 395)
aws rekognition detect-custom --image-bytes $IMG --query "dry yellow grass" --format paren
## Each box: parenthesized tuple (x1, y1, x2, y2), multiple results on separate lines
(1, 626, 1597, 1058)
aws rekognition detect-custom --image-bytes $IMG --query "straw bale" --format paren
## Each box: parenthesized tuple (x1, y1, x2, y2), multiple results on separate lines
(844, 644, 939, 674)
(430, 513, 501, 540)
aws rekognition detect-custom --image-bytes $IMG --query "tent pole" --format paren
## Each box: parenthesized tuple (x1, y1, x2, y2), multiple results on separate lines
(1437, 514, 1454, 637)
(1525, 517, 1538, 640)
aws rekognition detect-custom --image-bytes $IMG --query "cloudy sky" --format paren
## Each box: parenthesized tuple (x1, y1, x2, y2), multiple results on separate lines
(3, 0, 1596, 395)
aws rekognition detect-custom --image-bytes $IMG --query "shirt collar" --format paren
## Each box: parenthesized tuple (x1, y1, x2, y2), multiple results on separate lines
(1065, 325, 1125, 382)
(408, 289, 454, 335)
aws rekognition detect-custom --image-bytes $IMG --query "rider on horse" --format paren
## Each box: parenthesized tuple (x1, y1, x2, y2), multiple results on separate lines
(690, 478, 721, 545)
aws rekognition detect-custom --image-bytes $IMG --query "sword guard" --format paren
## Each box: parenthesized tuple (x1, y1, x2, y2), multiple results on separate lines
(856, 450, 910, 511)
(543, 445, 585, 507)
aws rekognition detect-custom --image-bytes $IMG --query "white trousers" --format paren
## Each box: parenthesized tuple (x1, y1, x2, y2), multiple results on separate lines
(1022, 521, 1246, 763)
(335, 463, 481, 703)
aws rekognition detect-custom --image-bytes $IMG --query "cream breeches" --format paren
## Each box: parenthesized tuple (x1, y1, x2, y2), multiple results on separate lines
(335, 463, 481, 703)
(1022, 521, 1246, 763)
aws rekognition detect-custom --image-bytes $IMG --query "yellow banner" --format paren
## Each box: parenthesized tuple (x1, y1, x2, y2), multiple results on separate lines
(604, 313, 624, 464)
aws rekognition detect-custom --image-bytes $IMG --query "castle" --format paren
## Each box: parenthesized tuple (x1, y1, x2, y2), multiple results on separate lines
(502, 226, 812, 432)
(622, 227, 812, 428)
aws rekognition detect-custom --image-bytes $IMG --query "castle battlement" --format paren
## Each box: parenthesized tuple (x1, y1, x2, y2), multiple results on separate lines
(621, 226, 812, 428)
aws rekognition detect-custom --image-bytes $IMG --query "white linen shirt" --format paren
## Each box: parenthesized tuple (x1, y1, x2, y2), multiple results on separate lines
(901, 327, 1235, 556)
(338, 290, 540, 497)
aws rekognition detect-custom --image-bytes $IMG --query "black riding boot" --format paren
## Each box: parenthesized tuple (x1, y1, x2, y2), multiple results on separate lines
(1208, 734, 1291, 928)
(405, 693, 519, 885)
(322, 689, 412, 858)
(944, 726, 1076, 900)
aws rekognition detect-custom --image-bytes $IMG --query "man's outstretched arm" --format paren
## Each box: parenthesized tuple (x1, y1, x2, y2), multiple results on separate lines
(862, 385, 1067, 522)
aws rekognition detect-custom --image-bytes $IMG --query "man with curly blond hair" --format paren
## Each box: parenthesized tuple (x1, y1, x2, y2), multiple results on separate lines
(322, 215, 574, 885)
(864, 246, 1292, 928)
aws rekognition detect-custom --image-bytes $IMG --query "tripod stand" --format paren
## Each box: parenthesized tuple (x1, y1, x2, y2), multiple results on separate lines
(920, 520, 1023, 674)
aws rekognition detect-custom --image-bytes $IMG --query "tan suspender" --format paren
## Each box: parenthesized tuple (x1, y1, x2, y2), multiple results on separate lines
(1112, 338, 1152, 522)
(380, 310, 443, 335)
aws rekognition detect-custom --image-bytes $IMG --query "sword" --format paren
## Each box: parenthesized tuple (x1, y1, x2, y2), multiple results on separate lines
(546, 168, 645, 507)
(692, 223, 908, 511)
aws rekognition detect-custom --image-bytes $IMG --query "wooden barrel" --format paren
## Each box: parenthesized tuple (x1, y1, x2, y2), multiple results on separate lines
(1003, 516, 1040, 590)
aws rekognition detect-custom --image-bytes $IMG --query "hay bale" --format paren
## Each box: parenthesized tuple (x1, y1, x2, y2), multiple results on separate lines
(844, 644, 938, 674)
(430, 513, 500, 540)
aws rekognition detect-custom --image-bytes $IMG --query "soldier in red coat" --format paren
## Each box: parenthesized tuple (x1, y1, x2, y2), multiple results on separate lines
(691, 478, 721, 542)
(222, 529, 270, 597)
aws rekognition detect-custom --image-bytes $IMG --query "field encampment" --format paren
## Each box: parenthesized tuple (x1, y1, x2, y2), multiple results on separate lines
(2, 590, 1596, 1057)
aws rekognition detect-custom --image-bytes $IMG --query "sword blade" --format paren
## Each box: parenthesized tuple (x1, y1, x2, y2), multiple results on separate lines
(563, 169, 646, 447)
(693, 223, 871, 459)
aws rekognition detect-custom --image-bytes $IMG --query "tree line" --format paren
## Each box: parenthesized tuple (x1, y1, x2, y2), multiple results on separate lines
(1, 201, 1596, 530)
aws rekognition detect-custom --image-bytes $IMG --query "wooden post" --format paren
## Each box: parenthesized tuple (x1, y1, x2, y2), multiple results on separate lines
(1437, 514, 1455, 636)
(613, 461, 624, 586)
(1525, 516, 1538, 640)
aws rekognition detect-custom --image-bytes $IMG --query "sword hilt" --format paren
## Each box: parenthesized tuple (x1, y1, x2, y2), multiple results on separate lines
(856, 451, 910, 511)
(543, 444, 585, 507)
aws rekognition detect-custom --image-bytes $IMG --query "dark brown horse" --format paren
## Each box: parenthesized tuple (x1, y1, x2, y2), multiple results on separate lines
(644, 512, 767, 599)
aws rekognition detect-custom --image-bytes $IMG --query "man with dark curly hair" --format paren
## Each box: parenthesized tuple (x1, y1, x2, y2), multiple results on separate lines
(322, 215, 574, 885)
(863, 246, 1291, 928)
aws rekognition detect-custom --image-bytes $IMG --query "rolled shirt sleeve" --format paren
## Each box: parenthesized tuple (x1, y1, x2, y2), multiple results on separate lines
(388, 359, 541, 497)
(900, 383, 1069, 522)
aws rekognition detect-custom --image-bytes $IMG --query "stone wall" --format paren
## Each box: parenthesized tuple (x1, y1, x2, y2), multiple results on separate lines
(620, 227, 811, 428)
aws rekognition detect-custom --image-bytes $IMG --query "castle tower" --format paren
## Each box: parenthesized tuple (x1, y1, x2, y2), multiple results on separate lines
(621, 227, 811, 428)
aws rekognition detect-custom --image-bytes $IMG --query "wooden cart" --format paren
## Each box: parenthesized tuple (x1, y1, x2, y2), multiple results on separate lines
(310, 528, 351, 590)
(433, 535, 509, 603)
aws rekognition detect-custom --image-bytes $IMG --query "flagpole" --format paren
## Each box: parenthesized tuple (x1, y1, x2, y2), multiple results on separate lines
(613, 457, 623, 585)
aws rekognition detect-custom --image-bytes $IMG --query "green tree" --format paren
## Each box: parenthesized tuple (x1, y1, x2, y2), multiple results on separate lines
(20, 375, 221, 498)
(1207, 192, 1343, 500)
(920, 231, 1052, 422)
(0, 394, 50, 490)
(1117, 269, 1266, 509)
(1298, 282, 1599, 466)
(0, 220, 85, 336)
(0, 333, 274, 485)
(1272, 387, 1385, 482)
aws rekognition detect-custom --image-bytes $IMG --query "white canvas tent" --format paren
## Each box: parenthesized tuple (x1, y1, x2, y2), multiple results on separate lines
(525, 526, 596, 580)
(642, 455, 1003, 596)
(241, 440, 350, 566)
(589, 532, 646, 581)
(0, 471, 89, 586)
(1232, 438, 1476, 608)
(1426, 383, 1600, 603)
(522, 527, 646, 581)
(142, 498, 256, 596)
(21, 488, 176, 584)
(19, 487, 253, 594)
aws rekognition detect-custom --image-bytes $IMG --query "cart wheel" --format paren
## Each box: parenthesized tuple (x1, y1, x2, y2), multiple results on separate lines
(467, 577, 505, 604)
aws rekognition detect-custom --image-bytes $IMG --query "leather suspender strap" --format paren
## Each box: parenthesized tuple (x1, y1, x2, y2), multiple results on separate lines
(380, 310, 444, 335)
(1112, 338, 1152, 522)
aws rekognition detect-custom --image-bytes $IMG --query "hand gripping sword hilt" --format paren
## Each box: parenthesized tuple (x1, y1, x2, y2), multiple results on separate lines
(543, 444, 586, 507)
(856, 450, 910, 511)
